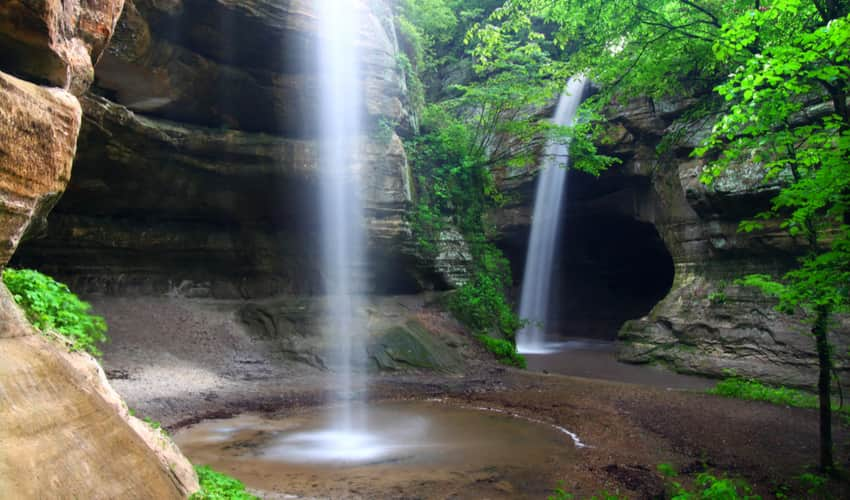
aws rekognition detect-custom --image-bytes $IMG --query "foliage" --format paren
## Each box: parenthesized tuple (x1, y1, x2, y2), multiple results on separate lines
(2, 268, 108, 356)
(475, 334, 526, 368)
(548, 480, 624, 499)
(659, 464, 761, 500)
(710, 376, 819, 408)
(449, 273, 520, 337)
(552, 465, 759, 499)
(697, 2, 850, 319)
(707, 290, 727, 305)
(143, 416, 169, 437)
(672, 473, 760, 499)
(708, 375, 850, 419)
(466, 0, 742, 170)
(693, 0, 850, 472)
(190, 465, 258, 500)
(405, 103, 524, 367)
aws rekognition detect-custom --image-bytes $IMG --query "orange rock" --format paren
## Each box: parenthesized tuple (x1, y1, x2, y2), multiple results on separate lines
(0, 0, 125, 94)
(0, 70, 81, 267)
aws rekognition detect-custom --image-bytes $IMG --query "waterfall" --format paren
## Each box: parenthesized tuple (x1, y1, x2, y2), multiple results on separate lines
(317, 0, 366, 432)
(517, 78, 588, 354)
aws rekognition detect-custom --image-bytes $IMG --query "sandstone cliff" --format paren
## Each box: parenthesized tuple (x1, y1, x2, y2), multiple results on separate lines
(492, 96, 849, 388)
(13, 0, 461, 298)
(0, 1, 197, 496)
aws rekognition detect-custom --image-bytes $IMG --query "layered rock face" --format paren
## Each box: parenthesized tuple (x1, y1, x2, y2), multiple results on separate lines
(494, 96, 848, 387)
(605, 98, 849, 387)
(0, 1, 197, 496)
(13, 0, 446, 298)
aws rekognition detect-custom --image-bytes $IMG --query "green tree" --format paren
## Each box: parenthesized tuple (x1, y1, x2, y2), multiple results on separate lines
(470, 0, 849, 472)
(697, 0, 850, 473)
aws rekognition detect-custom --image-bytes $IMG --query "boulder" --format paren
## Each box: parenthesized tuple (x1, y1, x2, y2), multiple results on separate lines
(0, 71, 80, 270)
(0, 287, 194, 497)
(238, 295, 466, 373)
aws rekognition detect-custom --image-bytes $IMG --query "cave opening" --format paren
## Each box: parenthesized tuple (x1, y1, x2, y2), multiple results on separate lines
(546, 213, 674, 341)
(502, 169, 675, 342)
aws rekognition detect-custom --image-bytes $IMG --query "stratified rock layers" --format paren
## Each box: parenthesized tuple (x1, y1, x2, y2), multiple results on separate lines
(492, 96, 848, 388)
(12, 0, 464, 297)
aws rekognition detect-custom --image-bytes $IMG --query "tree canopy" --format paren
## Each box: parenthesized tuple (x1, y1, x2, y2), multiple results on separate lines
(400, 0, 849, 471)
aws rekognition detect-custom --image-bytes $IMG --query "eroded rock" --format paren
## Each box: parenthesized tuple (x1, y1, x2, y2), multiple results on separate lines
(0, 71, 80, 271)
(0, 0, 125, 94)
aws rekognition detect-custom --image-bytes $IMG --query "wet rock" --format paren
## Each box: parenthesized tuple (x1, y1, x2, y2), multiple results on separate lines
(368, 320, 463, 372)
(94, 0, 410, 135)
(238, 295, 466, 374)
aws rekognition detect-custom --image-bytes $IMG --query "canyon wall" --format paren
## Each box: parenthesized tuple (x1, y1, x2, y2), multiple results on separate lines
(10, 1, 845, 389)
(493, 96, 849, 388)
(0, 1, 197, 496)
(11, 0, 462, 298)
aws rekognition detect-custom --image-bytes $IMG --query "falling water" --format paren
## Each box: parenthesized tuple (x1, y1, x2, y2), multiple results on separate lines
(317, 0, 367, 435)
(517, 78, 588, 354)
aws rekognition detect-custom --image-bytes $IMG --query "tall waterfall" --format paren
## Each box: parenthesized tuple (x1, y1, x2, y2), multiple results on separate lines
(317, 0, 366, 432)
(517, 78, 588, 354)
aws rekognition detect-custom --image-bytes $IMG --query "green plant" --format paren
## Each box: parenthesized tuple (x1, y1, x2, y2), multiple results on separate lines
(708, 375, 850, 421)
(708, 281, 729, 305)
(475, 334, 526, 368)
(2, 268, 108, 356)
(658, 462, 678, 478)
(707, 291, 727, 305)
(143, 416, 169, 437)
(672, 472, 760, 500)
(190, 465, 258, 500)
(796, 472, 830, 498)
(404, 103, 525, 364)
(548, 481, 624, 500)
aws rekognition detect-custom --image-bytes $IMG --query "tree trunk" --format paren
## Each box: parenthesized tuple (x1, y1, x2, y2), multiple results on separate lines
(813, 305, 835, 473)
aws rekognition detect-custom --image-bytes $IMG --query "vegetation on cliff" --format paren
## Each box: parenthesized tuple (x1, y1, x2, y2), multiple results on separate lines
(407, 0, 849, 472)
(2, 268, 108, 356)
(397, 1, 527, 365)
(396, 0, 619, 365)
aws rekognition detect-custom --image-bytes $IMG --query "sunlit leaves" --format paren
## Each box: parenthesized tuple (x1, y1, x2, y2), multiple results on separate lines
(698, 2, 850, 317)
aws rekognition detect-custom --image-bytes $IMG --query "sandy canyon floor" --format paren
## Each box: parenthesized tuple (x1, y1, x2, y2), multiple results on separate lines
(92, 296, 849, 499)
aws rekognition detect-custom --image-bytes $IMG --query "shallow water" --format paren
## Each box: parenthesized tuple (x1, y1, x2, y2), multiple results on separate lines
(174, 400, 580, 498)
(524, 337, 714, 391)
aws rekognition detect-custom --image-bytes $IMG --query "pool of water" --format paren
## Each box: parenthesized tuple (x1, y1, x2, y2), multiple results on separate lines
(523, 337, 714, 391)
(174, 400, 581, 498)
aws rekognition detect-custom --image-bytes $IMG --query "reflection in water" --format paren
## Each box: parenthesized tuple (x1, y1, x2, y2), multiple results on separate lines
(174, 401, 580, 496)
(524, 337, 714, 391)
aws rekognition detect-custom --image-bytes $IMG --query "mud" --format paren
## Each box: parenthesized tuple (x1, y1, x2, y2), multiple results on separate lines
(92, 296, 850, 499)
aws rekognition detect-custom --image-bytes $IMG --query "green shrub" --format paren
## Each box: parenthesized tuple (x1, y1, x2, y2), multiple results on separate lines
(709, 375, 850, 419)
(708, 290, 727, 305)
(190, 465, 258, 500)
(554, 465, 759, 500)
(476, 334, 526, 368)
(671, 472, 760, 499)
(708, 376, 816, 408)
(2, 268, 107, 356)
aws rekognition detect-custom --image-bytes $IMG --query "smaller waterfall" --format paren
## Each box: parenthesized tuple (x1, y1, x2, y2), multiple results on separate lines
(517, 78, 588, 354)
